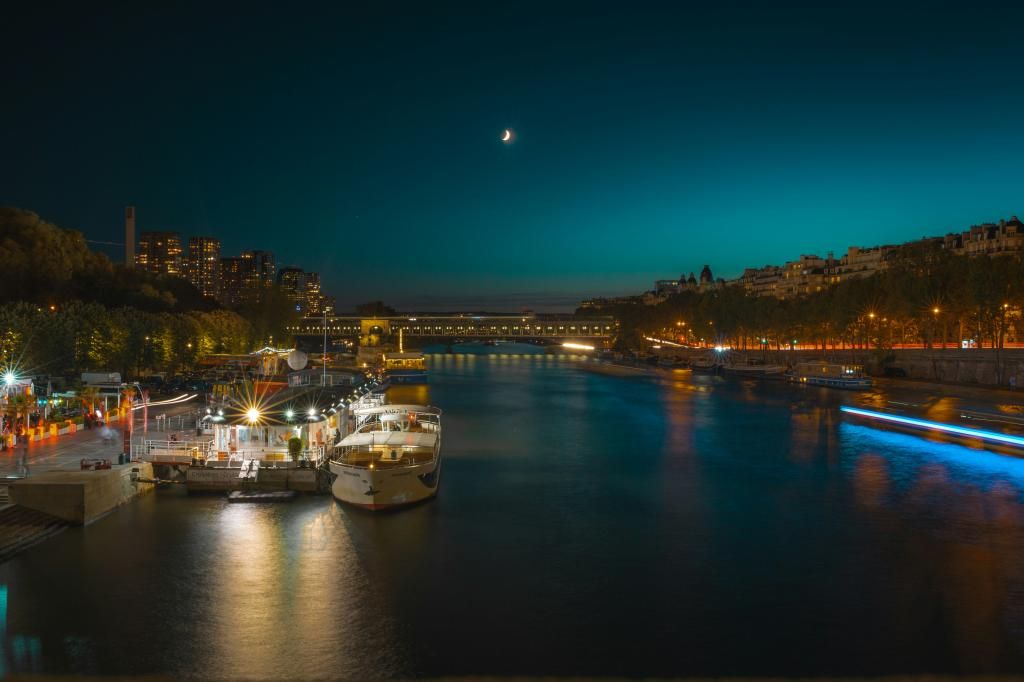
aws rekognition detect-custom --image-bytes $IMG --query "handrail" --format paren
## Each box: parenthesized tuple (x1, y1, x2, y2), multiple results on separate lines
(144, 438, 214, 452)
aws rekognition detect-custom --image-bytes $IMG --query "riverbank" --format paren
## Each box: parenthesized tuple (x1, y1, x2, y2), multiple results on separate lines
(582, 357, 1024, 406)
(9, 462, 155, 525)
(645, 347, 1024, 391)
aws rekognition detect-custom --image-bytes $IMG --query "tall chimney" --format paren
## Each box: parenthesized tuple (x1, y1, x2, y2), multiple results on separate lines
(124, 206, 136, 267)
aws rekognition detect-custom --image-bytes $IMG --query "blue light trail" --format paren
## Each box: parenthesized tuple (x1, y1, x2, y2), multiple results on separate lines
(840, 406, 1024, 449)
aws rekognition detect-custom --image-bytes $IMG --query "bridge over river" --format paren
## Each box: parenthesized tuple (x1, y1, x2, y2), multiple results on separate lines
(289, 313, 617, 347)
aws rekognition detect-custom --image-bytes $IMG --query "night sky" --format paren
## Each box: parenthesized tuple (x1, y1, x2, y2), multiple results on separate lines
(3, 3, 1024, 311)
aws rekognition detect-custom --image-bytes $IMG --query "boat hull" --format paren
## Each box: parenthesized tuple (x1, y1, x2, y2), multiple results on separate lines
(791, 375, 873, 390)
(329, 456, 441, 510)
(689, 362, 720, 373)
(723, 367, 786, 378)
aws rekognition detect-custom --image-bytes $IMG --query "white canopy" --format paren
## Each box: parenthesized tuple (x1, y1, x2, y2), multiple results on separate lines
(336, 431, 438, 449)
(350, 404, 442, 417)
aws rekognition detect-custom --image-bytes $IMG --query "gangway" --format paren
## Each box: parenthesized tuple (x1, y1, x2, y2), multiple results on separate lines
(238, 459, 260, 481)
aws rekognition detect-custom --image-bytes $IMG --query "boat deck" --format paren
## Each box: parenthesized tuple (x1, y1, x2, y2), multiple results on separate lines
(334, 447, 436, 468)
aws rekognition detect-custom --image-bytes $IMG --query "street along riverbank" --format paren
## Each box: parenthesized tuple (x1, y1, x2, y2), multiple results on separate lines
(649, 346, 1024, 391)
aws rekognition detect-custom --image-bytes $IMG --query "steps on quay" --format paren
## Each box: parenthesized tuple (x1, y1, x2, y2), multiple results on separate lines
(0, 504, 69, 563)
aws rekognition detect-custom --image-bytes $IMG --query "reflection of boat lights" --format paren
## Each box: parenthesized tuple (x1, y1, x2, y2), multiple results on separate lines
(840, 406, 1024, 448)
(562, 342, 594, 351)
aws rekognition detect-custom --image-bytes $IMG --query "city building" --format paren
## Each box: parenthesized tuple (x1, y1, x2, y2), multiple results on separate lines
(654, 279, 683, 297)
(776, 255, 829, 298)
(588, 213, 1024, 309)
(278, 266, 307, 313)
(186, 236, 221, 299)
(218, 257, 248, 307)
(277, 266, 326, 314)
(944, 216, 1024, 256)
(241, 250, 276, 291)
(216, 250, 278, 306)
(135, 231, 183, 275)
(304, 272, 323, 314)
(699, 265, 714, 286)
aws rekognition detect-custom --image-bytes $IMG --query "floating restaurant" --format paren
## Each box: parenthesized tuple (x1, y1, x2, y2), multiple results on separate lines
(138, 380, 386, 492)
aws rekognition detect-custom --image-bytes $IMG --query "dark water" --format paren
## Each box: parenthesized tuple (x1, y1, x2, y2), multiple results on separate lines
(4, 349, 1024, 678)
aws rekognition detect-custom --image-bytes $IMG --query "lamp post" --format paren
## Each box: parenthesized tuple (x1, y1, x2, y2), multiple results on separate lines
(3, 372, 14, 449)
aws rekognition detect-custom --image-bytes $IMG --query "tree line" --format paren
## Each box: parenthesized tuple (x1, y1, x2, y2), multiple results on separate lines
(597, 242, 1023, 352)
(0, 207, 298, 381)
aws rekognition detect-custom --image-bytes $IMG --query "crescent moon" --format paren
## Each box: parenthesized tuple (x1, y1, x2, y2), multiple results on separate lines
(501, 129, 511, 142)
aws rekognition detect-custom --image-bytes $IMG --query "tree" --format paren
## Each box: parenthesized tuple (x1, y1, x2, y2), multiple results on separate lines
(79, 386, 100, 414)
(236, 286, 298, 349)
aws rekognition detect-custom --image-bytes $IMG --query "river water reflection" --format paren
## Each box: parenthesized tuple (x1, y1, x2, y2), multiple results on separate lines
(3, 349, 1024, 678)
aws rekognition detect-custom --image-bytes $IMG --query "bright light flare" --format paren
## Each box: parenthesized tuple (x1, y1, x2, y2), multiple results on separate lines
(246, 407, 261, 423)
(644, 336, 684, 347)
(562, 342, 594, 351)
(3, 372, 14, 386)
(840, 406, 1024, 448)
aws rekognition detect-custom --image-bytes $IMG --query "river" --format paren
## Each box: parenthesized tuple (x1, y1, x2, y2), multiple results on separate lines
(2, 346, 1024, 678)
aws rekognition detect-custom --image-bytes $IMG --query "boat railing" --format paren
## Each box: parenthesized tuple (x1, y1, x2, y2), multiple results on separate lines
(307, 445, 326, 467)
(206, 445, 326, 467)
(332, 443, 436, 468)
(352, 421, 439, 436)
(138, 438, 214, 463)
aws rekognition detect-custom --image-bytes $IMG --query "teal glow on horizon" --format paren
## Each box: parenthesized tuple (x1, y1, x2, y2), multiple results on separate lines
(3, 4, 1024, 310)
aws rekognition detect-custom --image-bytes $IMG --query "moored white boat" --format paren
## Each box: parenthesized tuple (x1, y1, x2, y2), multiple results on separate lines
(722, 357, 786, 378)
(329, 404, 442, 510)
(689, 353, 721, 372)
(789, 361, 873, 390)
(382, 351, 428, 384)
